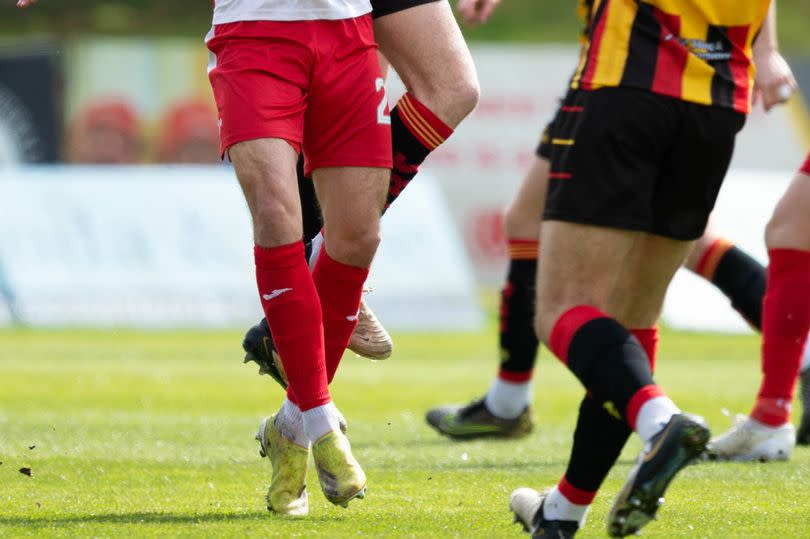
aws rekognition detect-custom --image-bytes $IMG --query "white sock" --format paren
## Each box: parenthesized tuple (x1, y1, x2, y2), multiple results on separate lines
(302, 401, 341, 443)
(801, 337, 810, 373)
(308, 232, 324, 269)
(635, 396, 680, 444)
(276, 399, 308, 448)
(484, 377, 531, 419)
(542, 485, 590, 526)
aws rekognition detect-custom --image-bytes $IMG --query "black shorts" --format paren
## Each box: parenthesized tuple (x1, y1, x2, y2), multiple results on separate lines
(371, 0, 440, 18)
(536, 116, 557, 160)
(543, 87, 746, 241)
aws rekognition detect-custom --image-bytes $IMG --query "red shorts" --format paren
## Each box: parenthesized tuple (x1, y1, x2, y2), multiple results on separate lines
(801, 151, 810, 176)
(206, 16, 392, 175)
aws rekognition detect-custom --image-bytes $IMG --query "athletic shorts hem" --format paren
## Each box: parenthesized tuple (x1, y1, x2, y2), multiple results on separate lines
(305, 157, 393, 177)
(372, 0, 439, 18)
(541, 211, 702, 241)
(221, 131, 302, 157)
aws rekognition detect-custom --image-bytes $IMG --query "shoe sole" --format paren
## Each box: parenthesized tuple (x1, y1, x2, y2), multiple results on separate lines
(334, 486, 366, 508)
(427, 417, 533, 440)
(242, 343, 288, 390)
(608, 419, 710, 538)
(706, 429, 794, 462)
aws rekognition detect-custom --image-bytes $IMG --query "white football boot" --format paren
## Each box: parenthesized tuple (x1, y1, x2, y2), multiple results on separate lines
(707, 414, 794, 462)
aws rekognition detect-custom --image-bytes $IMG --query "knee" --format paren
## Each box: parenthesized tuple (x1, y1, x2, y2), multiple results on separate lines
(504, 203, 541, 240)
(325, 226, 381, 268)
(415, 73, 480, 126)
(451, 76, 480, 119)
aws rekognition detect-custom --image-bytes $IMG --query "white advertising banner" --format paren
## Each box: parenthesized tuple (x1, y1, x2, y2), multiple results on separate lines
(0, 166, 483, 330)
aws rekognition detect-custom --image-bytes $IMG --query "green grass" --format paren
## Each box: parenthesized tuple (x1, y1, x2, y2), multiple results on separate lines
(1, 327, 809, 538)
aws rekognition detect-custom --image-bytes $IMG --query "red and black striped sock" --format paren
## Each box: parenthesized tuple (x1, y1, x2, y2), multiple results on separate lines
(548, 306, 670, 433)
(553, 327, 658, 504)
(497, 239, 540, 383)
(695, 239, 765, 329)
(385, 93, 453, 211)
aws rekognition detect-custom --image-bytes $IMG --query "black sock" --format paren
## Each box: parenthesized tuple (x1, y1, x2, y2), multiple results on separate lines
(560, 312, 656, 421)
(565, 395, 632, 493)
(498, 241, 540, 381)
(296, 155, 323, 244)
(712, 246, 766, 330)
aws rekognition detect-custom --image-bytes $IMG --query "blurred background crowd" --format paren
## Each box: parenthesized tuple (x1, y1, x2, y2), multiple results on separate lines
(1, 1, 808, 166)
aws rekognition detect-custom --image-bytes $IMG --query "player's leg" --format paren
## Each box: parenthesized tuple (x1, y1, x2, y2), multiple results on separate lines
(749, 159, 810, 449)
(373, 0, 478, 209)
(207, 22, 336, 515)
(293, 15, 393, 507)
(684, 224, 766, 328)
(707, 159, 810, 460)
(426, 150, 549, 438)
(512, 89, 724, 537)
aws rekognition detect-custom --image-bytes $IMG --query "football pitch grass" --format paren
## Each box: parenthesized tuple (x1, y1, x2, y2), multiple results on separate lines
(2, 326, 809, 538)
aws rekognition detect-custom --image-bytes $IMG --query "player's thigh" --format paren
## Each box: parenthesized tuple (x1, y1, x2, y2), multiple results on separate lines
(504, 156, 550, 240)
(535, 220, 639, 342)
(766, 167, 810, 251)
(312, 166, 389, 267)
(373, 0, 478, 125)
(206, 21, 310, 159)
(229, 138, 302, 246)
(609, 233, 693, 328)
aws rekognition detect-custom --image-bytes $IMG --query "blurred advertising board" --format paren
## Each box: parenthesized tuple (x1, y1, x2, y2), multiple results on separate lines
(0, 166, 482, 331)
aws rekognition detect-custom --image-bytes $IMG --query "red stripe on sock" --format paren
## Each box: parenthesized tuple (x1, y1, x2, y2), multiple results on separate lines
(549, 306, 605, 364)
(549, 172, 572, 180)
(694, 238, 734, 281)
(630, 327, 659, 374)
(756, 248, 810, 409)
(558, 476, 597, 505)
(498, 368, 534, 383)
(507, 239, 539, 260)
(255, 242, 330, 411)
(396, 93, 453, 151)
(626, 385, 665, 430)
(312, 248, 370, 384)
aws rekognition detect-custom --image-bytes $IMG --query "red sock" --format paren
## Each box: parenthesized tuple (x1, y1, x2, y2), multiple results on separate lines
(630, 327, 659, 373)
(752, 248, 810, 426)
(558, 475, 597, 505)
(255, 243, 330, 411)
(312, 248, 370, 383)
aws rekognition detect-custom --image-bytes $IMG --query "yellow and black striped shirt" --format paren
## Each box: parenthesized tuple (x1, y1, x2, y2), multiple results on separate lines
(571, 0, 772, 113)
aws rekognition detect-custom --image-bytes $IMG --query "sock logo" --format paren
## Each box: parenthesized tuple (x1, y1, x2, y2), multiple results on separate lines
(603, 401, 622, 421)
(262, 288, 293, 301)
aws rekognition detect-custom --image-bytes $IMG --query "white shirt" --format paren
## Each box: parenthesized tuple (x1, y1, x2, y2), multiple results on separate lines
(212, 0, 372, 24)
